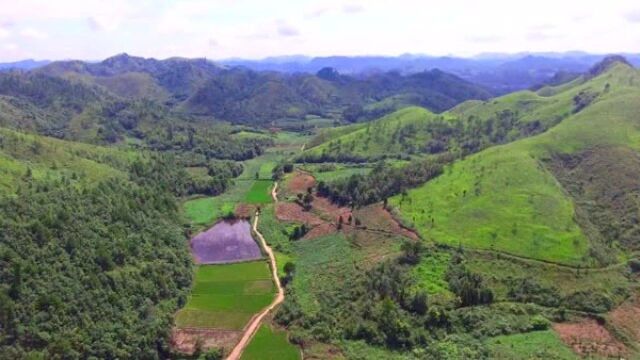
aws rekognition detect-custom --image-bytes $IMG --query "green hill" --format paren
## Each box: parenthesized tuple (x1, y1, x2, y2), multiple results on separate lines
(0, 127, 132, 194)
(0, 127, 195, 358)
(390, 61, 640, 266)
(300, 73, 585, 162)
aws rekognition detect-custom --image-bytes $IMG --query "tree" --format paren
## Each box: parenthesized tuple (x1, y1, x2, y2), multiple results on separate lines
(399, 241, 425, 265)
(200, 348, 223, 360)
(410, 291, 428, 315)
(303, 193, 314, 211)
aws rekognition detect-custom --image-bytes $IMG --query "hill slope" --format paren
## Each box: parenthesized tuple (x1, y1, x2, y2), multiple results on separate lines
(390, 61, 640, 266)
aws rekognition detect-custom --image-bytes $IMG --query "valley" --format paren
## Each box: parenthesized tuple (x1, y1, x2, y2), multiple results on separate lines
(0, 51, 639, 360)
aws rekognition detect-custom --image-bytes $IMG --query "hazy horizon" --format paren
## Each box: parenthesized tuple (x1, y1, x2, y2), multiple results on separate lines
(1, 0, 640, 62)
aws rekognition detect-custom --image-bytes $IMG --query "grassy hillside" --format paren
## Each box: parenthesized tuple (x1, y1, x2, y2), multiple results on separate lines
(0, 127, 132, 194)
(301, 107, 438, 161)
(391, 62, 640, 266)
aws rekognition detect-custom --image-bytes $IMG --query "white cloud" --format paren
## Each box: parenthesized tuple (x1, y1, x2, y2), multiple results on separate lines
(625, 9, 640, 23)
(20, 27, 48, 40)
(1, 0, 640, 61)
(276, 21, 300, 37)
(342, 4, 365, 14)
(2, 43, 18, 51)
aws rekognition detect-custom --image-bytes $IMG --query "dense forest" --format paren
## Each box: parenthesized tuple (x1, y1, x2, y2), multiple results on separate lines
(0, 156, 193, 358)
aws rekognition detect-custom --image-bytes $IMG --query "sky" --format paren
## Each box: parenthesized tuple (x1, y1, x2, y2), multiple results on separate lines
(0, 0, 640, 62)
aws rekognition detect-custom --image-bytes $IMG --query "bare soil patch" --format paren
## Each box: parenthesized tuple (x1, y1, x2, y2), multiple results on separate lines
(286, 170, 316, 196)
(553, 319, 627, 358)
(235, 203, 256, 218)
(352, 204, 419, 240)
(171, 328, 241, 354)
(312, 197, 351, 223)
(275, 202, 324, 225)
(608, 294, 640, 343)
(303, 222, 337, 240)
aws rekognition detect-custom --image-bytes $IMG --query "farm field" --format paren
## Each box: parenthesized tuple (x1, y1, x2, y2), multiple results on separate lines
(182, 132, 310, 227)
(175, 261, 275, 330)
(487, 330, 578, 359)
(245, 179, 274, 204)
(303, 164, 372, 182)
(241, 324, 301, 360)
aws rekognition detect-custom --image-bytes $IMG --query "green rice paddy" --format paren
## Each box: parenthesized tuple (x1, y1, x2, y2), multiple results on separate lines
(175, 261, 275, 330)
(241, 324, 300, 360)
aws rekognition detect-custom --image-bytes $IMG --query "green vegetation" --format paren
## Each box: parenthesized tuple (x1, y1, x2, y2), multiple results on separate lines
(258, 205, 295, 254)
(183, 196, 225, 226)
(301, 163, 372, 182)
(175, 261, 274, 330)
(391, 145, 588, 265)
(412, 250, 452, 298)
(241, 324, 300, 360)
(390, 62, 640, 266)
(0, 134, 193, 358)
(245, 180, 274, 204)
(290, 233, 358, 315)
(487, 330, 577, 359)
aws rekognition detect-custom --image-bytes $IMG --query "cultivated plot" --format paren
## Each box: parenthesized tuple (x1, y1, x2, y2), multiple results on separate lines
(175, 261, 275, 330)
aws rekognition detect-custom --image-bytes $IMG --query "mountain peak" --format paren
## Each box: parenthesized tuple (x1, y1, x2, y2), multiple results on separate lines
(588, 55, 633, 77)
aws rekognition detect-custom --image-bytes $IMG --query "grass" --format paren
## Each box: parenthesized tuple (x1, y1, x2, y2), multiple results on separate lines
(390, 64, 640, 266)
(301, 106, 436, 160)
(175, 261, 274, 330)
(241, 324, 300, 360)
(465, 251, 631, 303)
(309, 166, 372, 183)
(256, 204, 295, 254)
(291, 233, 358, 315)
(391, 144, 589, 265)
(245, 180, 273, 204)
(0, 127, 132, 194)
(487, 330, 578, 359)
(412, 250, 453, 299)
(183, 197, 228, 226)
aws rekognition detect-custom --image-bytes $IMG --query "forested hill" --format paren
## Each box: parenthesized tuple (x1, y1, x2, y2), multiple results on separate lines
(28, 53, 492, 124)
(0, 129, 197, 358)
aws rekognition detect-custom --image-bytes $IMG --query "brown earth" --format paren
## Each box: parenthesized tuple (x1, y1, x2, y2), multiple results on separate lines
(608, 294, 640, 343)
(553, 319, 627, 358)
(352, 204, 420, 241)
(312, 197, 351, 223)
(171, 328, 241, 354)
(285, 170, 316, 195)
(303, 222, 337, 240)
(235, 203, 256, 218)
(275, 202, 324, 225)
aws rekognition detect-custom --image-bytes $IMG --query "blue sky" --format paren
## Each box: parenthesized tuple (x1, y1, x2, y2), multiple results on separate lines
(1, 0, 639, 61)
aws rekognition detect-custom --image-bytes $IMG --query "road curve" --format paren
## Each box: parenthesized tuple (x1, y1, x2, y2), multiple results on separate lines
(226, 182, 283, 360)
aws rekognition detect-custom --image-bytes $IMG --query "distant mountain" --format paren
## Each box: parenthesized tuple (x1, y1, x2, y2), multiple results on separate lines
(28, 54, 492, 125)
(0, 59, 50, 71)
(221, 53, 640, 93)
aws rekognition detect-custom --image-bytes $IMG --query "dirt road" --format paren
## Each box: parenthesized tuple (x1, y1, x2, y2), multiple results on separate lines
(226, 182, 283, 360)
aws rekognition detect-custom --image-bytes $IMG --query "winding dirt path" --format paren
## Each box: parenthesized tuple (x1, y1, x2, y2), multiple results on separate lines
(226, 182, 283, 360)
